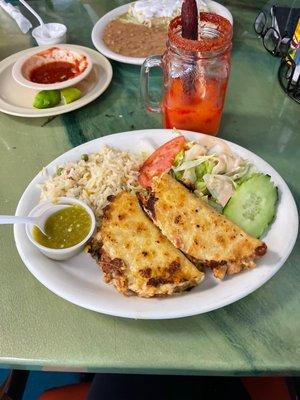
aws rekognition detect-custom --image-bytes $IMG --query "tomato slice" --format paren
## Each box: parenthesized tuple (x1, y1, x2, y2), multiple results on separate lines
(138, 136, 187, 188)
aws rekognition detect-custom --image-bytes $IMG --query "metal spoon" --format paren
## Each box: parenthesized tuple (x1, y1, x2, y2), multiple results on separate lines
(0, 204, 70, 236)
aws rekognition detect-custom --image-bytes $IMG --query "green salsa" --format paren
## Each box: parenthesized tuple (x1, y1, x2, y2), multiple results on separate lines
(33, 205, 91, 249)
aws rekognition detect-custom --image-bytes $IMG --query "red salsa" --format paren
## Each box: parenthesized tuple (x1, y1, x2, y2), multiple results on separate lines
(30, 61, 77, 84)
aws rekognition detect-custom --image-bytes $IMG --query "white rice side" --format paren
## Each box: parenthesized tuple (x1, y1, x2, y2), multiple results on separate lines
(40, 145, 142, 223)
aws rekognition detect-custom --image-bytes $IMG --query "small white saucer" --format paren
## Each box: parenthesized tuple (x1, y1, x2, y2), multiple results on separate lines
(0, 45, 112, 118)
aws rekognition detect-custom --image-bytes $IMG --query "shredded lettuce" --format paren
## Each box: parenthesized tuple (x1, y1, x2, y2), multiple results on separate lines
(184, 143, 207, 160)
(173, 150, 184, 167)
(181, 167, 197, 186)
(226, 162, 253, 181)
(203, 174, 235, 207)
(195, 160, 213, 179)
(195, 163, 206, 179)
(172, 155, 214, 173)
(205, 159, 215, 174)
(171, 139, 255, 211)
(194, 191, 208, 201)
(195, 180, 208, 195)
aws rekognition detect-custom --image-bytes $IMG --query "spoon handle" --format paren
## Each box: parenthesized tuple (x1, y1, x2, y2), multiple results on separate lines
(18, 0, 44, 26)
(0, 215, 36, 225)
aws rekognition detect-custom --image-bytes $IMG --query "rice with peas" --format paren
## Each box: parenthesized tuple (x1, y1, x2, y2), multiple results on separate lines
(40, 145, 143, 224)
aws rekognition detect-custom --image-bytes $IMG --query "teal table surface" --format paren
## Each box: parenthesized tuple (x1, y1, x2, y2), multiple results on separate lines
(0, 0, 299, 375)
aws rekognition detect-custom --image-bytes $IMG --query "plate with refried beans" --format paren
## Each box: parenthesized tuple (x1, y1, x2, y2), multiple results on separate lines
(91, 0, 233, 65)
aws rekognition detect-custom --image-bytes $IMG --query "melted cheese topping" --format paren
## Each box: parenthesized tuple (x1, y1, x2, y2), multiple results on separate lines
(146, 174, 266, 278)
(100, 191, 204, 297)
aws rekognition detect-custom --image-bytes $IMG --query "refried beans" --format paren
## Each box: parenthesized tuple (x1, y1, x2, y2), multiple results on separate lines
(103, 19, 167, 57)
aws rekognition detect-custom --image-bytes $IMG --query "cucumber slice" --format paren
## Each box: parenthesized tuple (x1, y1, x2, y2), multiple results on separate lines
(223, 174, 278, 238)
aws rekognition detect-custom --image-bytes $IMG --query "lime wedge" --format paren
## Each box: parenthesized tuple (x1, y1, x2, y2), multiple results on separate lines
(61, 88, 82, 104)
(33, 90, 61, 109)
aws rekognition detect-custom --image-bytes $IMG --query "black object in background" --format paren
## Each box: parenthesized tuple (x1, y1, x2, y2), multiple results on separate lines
(0, 370, 29, 400)
(272, 6, 300, 38)
(87, 374, 251, 400)
(254, 5, 300, 57)
(278, 54, 300, 104)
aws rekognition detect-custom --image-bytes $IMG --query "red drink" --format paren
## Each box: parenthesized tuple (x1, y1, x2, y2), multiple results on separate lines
(162, 77, 228, 135)
(140, 13, 232, 136)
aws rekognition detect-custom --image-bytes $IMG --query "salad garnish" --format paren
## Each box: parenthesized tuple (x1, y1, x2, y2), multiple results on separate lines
(171, 140, 255, 209)
(138, 134, 278, 238)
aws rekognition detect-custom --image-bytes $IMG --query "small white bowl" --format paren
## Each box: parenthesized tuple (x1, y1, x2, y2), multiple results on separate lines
(12, 45, 93, 90)
(25, 197, 96, 261)
(32, 23, 67, 46)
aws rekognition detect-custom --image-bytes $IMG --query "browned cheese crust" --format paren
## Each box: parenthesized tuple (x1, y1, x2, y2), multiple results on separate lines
(98, 191, 204, 297)
(140, 174, 267, 279)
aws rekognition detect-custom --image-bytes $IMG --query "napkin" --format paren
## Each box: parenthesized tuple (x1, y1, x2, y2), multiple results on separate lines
(0, 0, 32, 33)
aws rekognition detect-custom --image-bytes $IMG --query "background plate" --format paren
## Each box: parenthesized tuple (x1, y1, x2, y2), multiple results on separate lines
(14, 129, 298, 319)
(0, 45, 112, 118)
(91, 1, 233, 66)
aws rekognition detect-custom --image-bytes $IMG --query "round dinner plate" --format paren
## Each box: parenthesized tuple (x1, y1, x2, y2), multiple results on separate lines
(14, 129, 298, 319)
(0, 45, 112, 118)
(91, 1, 233, 66)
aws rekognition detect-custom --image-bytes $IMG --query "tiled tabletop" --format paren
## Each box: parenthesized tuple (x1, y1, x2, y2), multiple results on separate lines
(0, 0, 299, 374)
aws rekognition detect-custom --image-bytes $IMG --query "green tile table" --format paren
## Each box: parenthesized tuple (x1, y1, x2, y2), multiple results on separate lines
(0, 0, 299, 375)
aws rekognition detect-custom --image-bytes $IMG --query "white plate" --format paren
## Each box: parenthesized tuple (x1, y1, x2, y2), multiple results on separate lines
(91, 1, 233, 66)
(0, 45, 112, 118)
(14, 129, 298, 319)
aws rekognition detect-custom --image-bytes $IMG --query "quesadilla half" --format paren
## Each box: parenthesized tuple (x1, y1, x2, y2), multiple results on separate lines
(139, 174, 267, 279)
(96, 191, 204, 297)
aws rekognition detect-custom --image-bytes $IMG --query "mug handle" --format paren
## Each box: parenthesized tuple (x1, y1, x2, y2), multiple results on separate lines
(140, 55, 163, 113)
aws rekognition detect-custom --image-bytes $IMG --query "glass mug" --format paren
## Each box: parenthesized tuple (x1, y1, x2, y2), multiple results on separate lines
(141, 13, 233, 136)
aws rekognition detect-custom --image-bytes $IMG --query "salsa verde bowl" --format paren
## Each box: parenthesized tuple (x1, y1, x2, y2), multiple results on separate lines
(25, 197, 96, 261)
